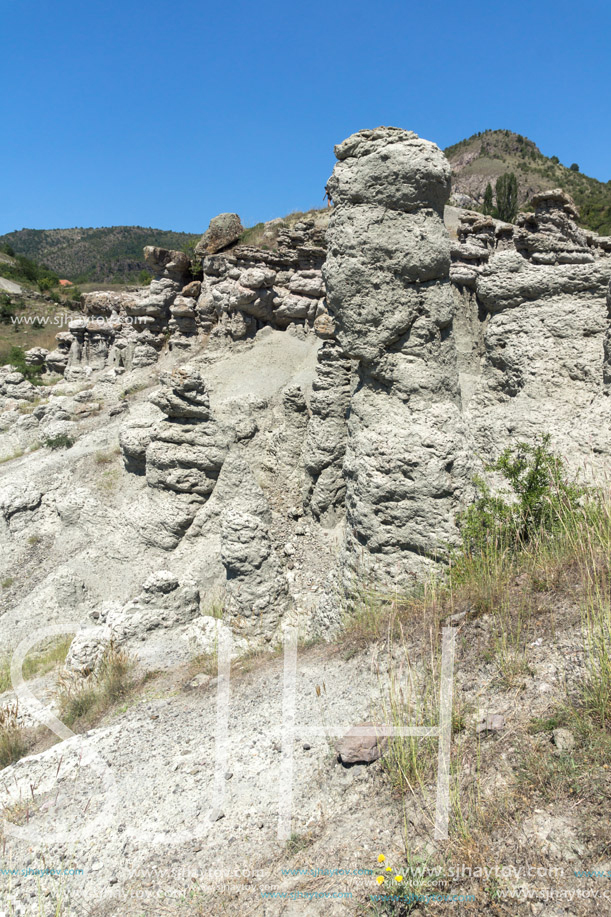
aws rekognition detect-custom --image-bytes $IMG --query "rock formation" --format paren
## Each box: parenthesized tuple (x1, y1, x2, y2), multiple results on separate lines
(302, 341, 353, 525)
(5, 126, 611, 653)
(195, 212, 244, 256)
(450, 188, 611, 467)
(324, 127, 472, 584)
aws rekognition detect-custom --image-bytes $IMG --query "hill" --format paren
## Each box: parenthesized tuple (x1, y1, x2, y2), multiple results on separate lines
(0, 225, 200, 284)
(445, 129, 611, 235)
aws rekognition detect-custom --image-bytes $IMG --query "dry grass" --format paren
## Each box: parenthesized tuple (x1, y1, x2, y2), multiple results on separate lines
(57, 642, 136, 729)
(237, 207, 329, 249)
(340, 476, 611, 910)
(0, 635, 72, 694)
(0, 701, 27, 769)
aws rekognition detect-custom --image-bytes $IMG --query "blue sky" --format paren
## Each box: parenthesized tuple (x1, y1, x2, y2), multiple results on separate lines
(1, 0, 609, 236)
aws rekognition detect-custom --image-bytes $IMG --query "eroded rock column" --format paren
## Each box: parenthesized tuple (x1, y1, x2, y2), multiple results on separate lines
(324, 127, 471, 584)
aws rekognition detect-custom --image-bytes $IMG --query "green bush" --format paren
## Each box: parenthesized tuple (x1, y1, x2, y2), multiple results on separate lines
(0, 252, 59, 289)
(43, 433, 75, 450)
(570, 163, 580, 172)
(458, 435, 586, 553)
(0, 293, 16, 324)
(4, 345, 43, 384)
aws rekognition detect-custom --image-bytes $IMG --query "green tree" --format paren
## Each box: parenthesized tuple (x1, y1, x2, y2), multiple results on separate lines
(550, 155, 560, 164)
(482, 183, 494, 216)
(495, 172, 519, 223)
(570, 163, 580, 172)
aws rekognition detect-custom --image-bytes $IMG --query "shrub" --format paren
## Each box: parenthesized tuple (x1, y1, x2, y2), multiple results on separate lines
(42, 433, 75, 450)
(570, 163, 580, 172)
(458, 435, 585, 554)
(57, 641, 135, 728)
(137, 269, 152, 285)
(0, 702, 27, 770)
(0, 293, 16, 324)
(551, 155, 560, 164)
(4, 344, 43, 384)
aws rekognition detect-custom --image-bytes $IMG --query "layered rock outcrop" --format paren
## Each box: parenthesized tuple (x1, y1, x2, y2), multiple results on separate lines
(42, 220, 331, 379)
(195, 212, 244, 256)
(302, 341, 353, 525)
(449, 188, 611, 467)
(120, 364, 233, 498)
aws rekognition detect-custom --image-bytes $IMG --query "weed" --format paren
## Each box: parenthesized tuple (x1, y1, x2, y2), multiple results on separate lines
(285, 831, 314, 856)
(43, 433, 75, 449)
(57, 641, 135, 728)
(2, 576, 13, 588)
(369, 850, 436, 915)
(0, 701, 27, 769)
(94, 450, 114, 465)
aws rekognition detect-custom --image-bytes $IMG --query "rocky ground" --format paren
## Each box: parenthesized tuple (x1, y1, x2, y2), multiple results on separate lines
(1, 569, 610, 916)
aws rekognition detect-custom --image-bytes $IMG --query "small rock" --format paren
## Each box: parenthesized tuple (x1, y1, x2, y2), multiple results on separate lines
(110, 402, 128, 417)
(188, 673, 212, 690)
(476, 714, 505, 735)
(209, 808, 225, 822)
(552, 728, 575, 755)
(336, 723, 390, 765)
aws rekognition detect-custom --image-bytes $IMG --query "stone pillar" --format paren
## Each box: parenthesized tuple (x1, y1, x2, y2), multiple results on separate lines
(324, 127, 471, 585)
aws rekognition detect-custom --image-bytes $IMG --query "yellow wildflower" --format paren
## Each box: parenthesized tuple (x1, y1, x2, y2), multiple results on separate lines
(395, 875, 403, 883)
(376, 876, 385, 885)
(385, 865, 392, 872)
(377, 854, 386, 863)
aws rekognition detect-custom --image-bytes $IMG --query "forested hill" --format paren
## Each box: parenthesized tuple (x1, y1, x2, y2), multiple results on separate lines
(0, 226, 200, 283)
(446, 130, 611, 235)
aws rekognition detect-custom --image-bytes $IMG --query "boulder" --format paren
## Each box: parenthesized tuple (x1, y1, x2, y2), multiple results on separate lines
(195, 213, 244, 257)
(336, 723, 390, 765)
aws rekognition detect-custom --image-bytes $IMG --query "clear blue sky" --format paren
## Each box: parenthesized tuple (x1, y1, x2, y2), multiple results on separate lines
(1, 0, 609, 236)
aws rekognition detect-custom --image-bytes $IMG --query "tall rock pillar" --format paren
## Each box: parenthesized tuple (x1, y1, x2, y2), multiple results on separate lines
(324, 127, 471, 585)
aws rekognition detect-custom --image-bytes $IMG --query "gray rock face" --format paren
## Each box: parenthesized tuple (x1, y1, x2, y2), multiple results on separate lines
(448, 185, 611, 481)
(106, 570, 200, 640)
(0, 368, 39, 408)
(142, 365, 233, 497)
(195, 213, 244, 256)
(302, 341, 353, 525)
(150, 365, 211, 420)
(219, 452, 289, 636)
(325, 127, 471, 584)
(0, 483, 42, 523)
(143, 246, 191, 283)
